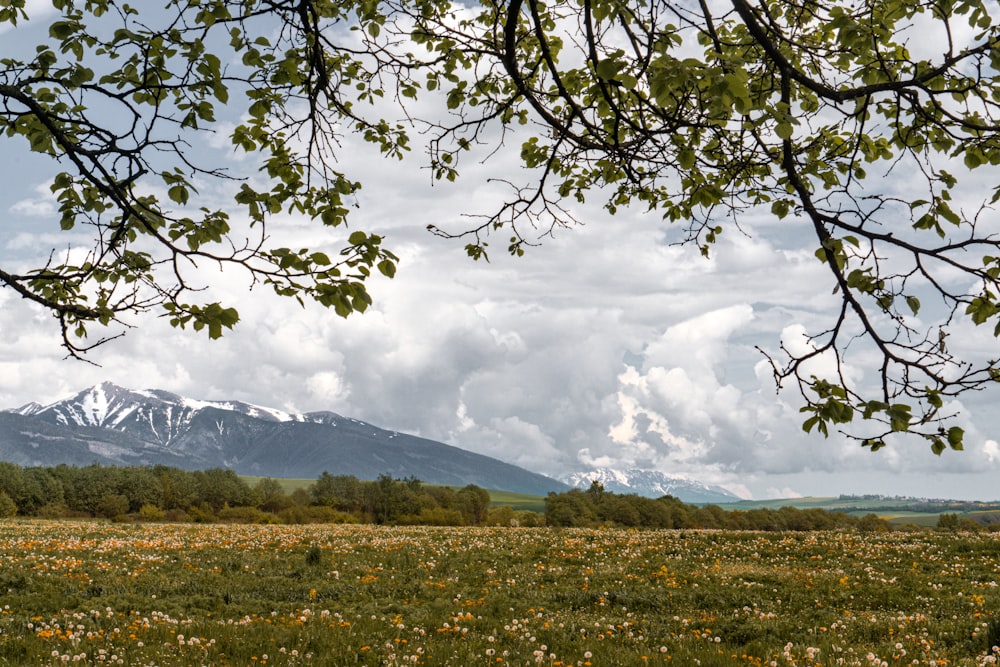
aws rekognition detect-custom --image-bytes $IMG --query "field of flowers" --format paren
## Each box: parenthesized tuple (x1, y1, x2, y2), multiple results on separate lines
(0, 522, 996, 666)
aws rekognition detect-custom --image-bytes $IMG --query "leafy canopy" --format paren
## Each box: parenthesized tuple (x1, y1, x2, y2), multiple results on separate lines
(3, 0, 1000, 453)
(0, 0, 400, 350)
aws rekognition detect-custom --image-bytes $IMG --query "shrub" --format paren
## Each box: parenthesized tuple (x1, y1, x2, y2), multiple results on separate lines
(187, 503, 216, 523)
(96, 494, 129, 519)
(485, 506, 515, 526)
(37, 502, 73, 518)
(217, 506, 280, 524)
(138, 503, 165, 521)
(0, 492, 16, 518)
(515, 511, 545, 527)
(162, 508, 191, 522)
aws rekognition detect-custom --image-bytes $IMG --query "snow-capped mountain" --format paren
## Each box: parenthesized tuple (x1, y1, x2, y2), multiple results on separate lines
(561, 468, 742, 504)
(12, 381, 309, 446)
(1, 383, 568, 495)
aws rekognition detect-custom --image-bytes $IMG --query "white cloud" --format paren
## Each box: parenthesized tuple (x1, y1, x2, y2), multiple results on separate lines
(9, 195, 54, 218)
(984, 440, 1000, 464)
(306, 371, 351, 408)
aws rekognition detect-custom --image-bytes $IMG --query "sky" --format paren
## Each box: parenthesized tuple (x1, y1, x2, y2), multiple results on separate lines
(2, 4, 1000, 501)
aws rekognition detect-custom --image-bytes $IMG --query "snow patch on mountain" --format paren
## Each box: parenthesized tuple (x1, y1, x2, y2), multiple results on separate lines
(561, 468, 743, 504)
(10, 402, 44, 416)
(5, 383, 363, 450)
(177, 396, 293, 421)
(29, 383, 310, 432)
(87, 440, 135, 458)
(79, 382, 113, 426)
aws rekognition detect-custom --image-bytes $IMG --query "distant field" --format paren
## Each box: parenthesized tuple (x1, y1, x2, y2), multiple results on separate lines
(719, 496, 844, 510)
(0, 521, 998, 666)
(718, 496, 1000, 526)
(483, 488, 547, 513)
(718, 496, 931, 512)
(240, 475, 548, 512)
(868, 512, 941, 527)
(240, 475, 314, 493)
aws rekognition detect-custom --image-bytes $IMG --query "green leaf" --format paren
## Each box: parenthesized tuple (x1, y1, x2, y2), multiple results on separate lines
(775, 122, 794, 140)
(48, 20, 77, 40)
(964, 148, 984, 169)
(886, 403, 912, 432)
(862, 439, 886, 451)
(677, 148, 696, 170)
(168, 185, 189, 205)
(595, 58, 621, 80)
(937, 200, 961, 225)
(862, 400, 888, 419)
(947, 426, 964, 450)
(377, 259, 396, 278)
(927, 390, 943, 409)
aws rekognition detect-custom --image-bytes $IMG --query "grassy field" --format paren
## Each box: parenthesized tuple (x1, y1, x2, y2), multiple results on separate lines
(482, 489, 547, 513)
(240, 476, 315, 494)
(0, 521, 997, 665)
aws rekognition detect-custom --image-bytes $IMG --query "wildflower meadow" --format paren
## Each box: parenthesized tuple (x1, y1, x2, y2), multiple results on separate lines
(0, 522, 996, 666)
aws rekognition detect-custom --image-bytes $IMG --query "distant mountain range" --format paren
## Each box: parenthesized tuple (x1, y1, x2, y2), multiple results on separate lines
(1, 382, 567, 495)
(0, 383, 750, 503)
(561, 467, 741, 504)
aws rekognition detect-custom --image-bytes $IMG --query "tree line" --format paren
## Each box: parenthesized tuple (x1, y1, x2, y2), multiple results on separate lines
(544, 483, 893, 532)
(0, 463, 524, 526)
(0, 463, 988, 531)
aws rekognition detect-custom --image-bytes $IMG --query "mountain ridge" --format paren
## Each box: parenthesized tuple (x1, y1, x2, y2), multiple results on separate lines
(561, 467, 742, 504)
(1, 383, 567, 495)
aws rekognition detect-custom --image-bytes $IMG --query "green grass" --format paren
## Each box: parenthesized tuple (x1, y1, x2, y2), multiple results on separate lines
(485, 488, 547, 513)
(0, 521, 997, 666)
